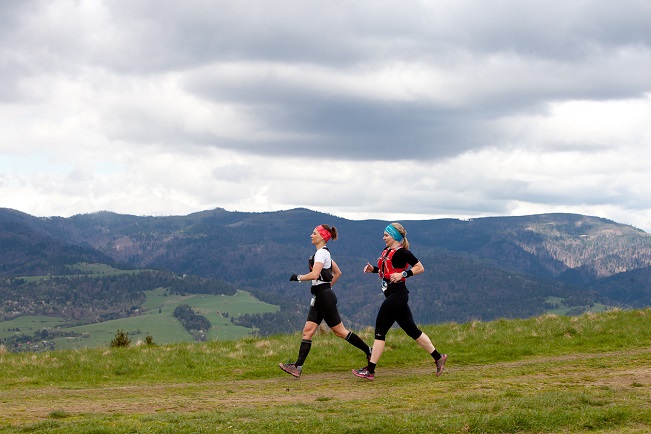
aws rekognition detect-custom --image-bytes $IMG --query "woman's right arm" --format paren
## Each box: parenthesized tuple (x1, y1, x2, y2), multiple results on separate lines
(364, 263, 378, 273)
(299, 261, 324, 282)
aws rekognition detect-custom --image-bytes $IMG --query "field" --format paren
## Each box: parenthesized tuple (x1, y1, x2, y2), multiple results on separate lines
(1, 308, 651, 433)
(545, 296, 610, 315)
(0, 288, 279, 350)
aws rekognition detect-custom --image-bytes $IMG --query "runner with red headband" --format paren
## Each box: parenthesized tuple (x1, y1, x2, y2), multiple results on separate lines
(279, 224, 371, 378)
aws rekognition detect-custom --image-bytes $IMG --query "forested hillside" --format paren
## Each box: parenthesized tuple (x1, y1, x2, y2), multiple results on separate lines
(0, 269, 236, 322)
(0, 209, 116, 276)
(2, 207, 651, 335)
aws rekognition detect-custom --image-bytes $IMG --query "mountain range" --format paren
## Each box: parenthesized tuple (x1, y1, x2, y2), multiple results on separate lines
(2, 207, 651, 332)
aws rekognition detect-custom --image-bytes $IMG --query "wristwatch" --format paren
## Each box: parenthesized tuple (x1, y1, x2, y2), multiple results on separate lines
(402, 271, 408, 278)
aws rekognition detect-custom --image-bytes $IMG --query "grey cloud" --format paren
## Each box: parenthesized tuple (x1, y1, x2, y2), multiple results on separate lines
(6, 1, 651, 72)
(3, 0, 651, 230)
(178, 95, 497, 160)
(109, 1, 651, 66)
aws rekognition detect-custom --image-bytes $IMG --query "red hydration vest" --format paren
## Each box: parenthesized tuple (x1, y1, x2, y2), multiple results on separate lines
(377, 247, 407, 282)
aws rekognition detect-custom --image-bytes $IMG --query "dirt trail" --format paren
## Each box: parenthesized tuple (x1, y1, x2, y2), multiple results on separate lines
(2, 349, 650, 424)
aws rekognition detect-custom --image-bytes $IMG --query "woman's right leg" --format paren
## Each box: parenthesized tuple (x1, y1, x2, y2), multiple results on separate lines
(371, 294, 400, 364)
(280, 313, 321, 377)
(296, 320, 318, 366)
(353, 296, 396, 379)
(302, 321, 318, 340)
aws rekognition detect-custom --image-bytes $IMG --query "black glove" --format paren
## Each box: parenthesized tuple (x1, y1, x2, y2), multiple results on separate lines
(290, 274, 299, 281)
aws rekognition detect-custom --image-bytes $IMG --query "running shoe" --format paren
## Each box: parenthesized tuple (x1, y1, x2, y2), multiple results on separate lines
(352, 367, 375, 381)
(435, 354, 447, 377)
(279, 362, 302, 378)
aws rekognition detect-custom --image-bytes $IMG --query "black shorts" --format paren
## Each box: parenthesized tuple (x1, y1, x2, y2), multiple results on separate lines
(306, 286, 342, 328)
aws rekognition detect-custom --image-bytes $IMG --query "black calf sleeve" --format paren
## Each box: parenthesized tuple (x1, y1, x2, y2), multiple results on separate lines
(345, 331, 371, 355)
(295, 339, 312, 366)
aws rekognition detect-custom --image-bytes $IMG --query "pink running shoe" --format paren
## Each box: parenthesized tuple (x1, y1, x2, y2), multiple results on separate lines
(352, 367, 375, 381)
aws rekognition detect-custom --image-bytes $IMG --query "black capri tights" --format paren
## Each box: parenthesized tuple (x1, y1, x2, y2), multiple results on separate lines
(374, 291, 422, 341)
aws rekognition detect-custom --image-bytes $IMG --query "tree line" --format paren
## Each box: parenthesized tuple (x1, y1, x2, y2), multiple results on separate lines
(0, 270, 235, 323)
(173, 304, 211, 341)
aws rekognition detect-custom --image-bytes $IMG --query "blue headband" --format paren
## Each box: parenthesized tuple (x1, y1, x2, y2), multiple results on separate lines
(384, 224, 403, 242)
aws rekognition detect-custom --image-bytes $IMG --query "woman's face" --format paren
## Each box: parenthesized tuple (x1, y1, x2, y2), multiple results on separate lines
(311, 228, 323, 245)
(383, 231, 402, 248)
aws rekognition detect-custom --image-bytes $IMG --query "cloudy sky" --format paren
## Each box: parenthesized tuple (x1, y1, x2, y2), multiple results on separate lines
(2, 1, 651, 231)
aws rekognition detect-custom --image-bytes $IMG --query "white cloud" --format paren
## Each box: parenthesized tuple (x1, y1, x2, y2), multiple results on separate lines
(2, 0, 651, 232)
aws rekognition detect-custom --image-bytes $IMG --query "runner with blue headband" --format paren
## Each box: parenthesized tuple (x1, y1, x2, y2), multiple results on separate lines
(353, 222, 447, 380)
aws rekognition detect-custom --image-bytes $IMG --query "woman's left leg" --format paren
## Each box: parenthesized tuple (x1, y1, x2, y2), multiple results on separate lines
(396, 300, 447, 376)
(415, 332, 435, 353)
(330, 322, 371, 357)
(322, 288, 370, 358)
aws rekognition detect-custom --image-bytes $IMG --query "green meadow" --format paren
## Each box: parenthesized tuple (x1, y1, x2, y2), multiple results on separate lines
(1, 308, 651, 433)
(545, 296, 610, 315)
(1, 288, 279, 350)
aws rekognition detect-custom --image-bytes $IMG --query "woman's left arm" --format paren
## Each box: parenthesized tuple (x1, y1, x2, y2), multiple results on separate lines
(331, 259, 342, 286)
(411, 261, 424, 276)
(389, 261, 424, 283)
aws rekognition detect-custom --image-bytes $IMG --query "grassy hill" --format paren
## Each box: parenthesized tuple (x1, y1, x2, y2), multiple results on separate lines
(0, 288, 279, 351)
(1, 308, 651, 433)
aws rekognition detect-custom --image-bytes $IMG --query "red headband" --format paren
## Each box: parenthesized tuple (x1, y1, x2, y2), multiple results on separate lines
(316, 225, 332, 242)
